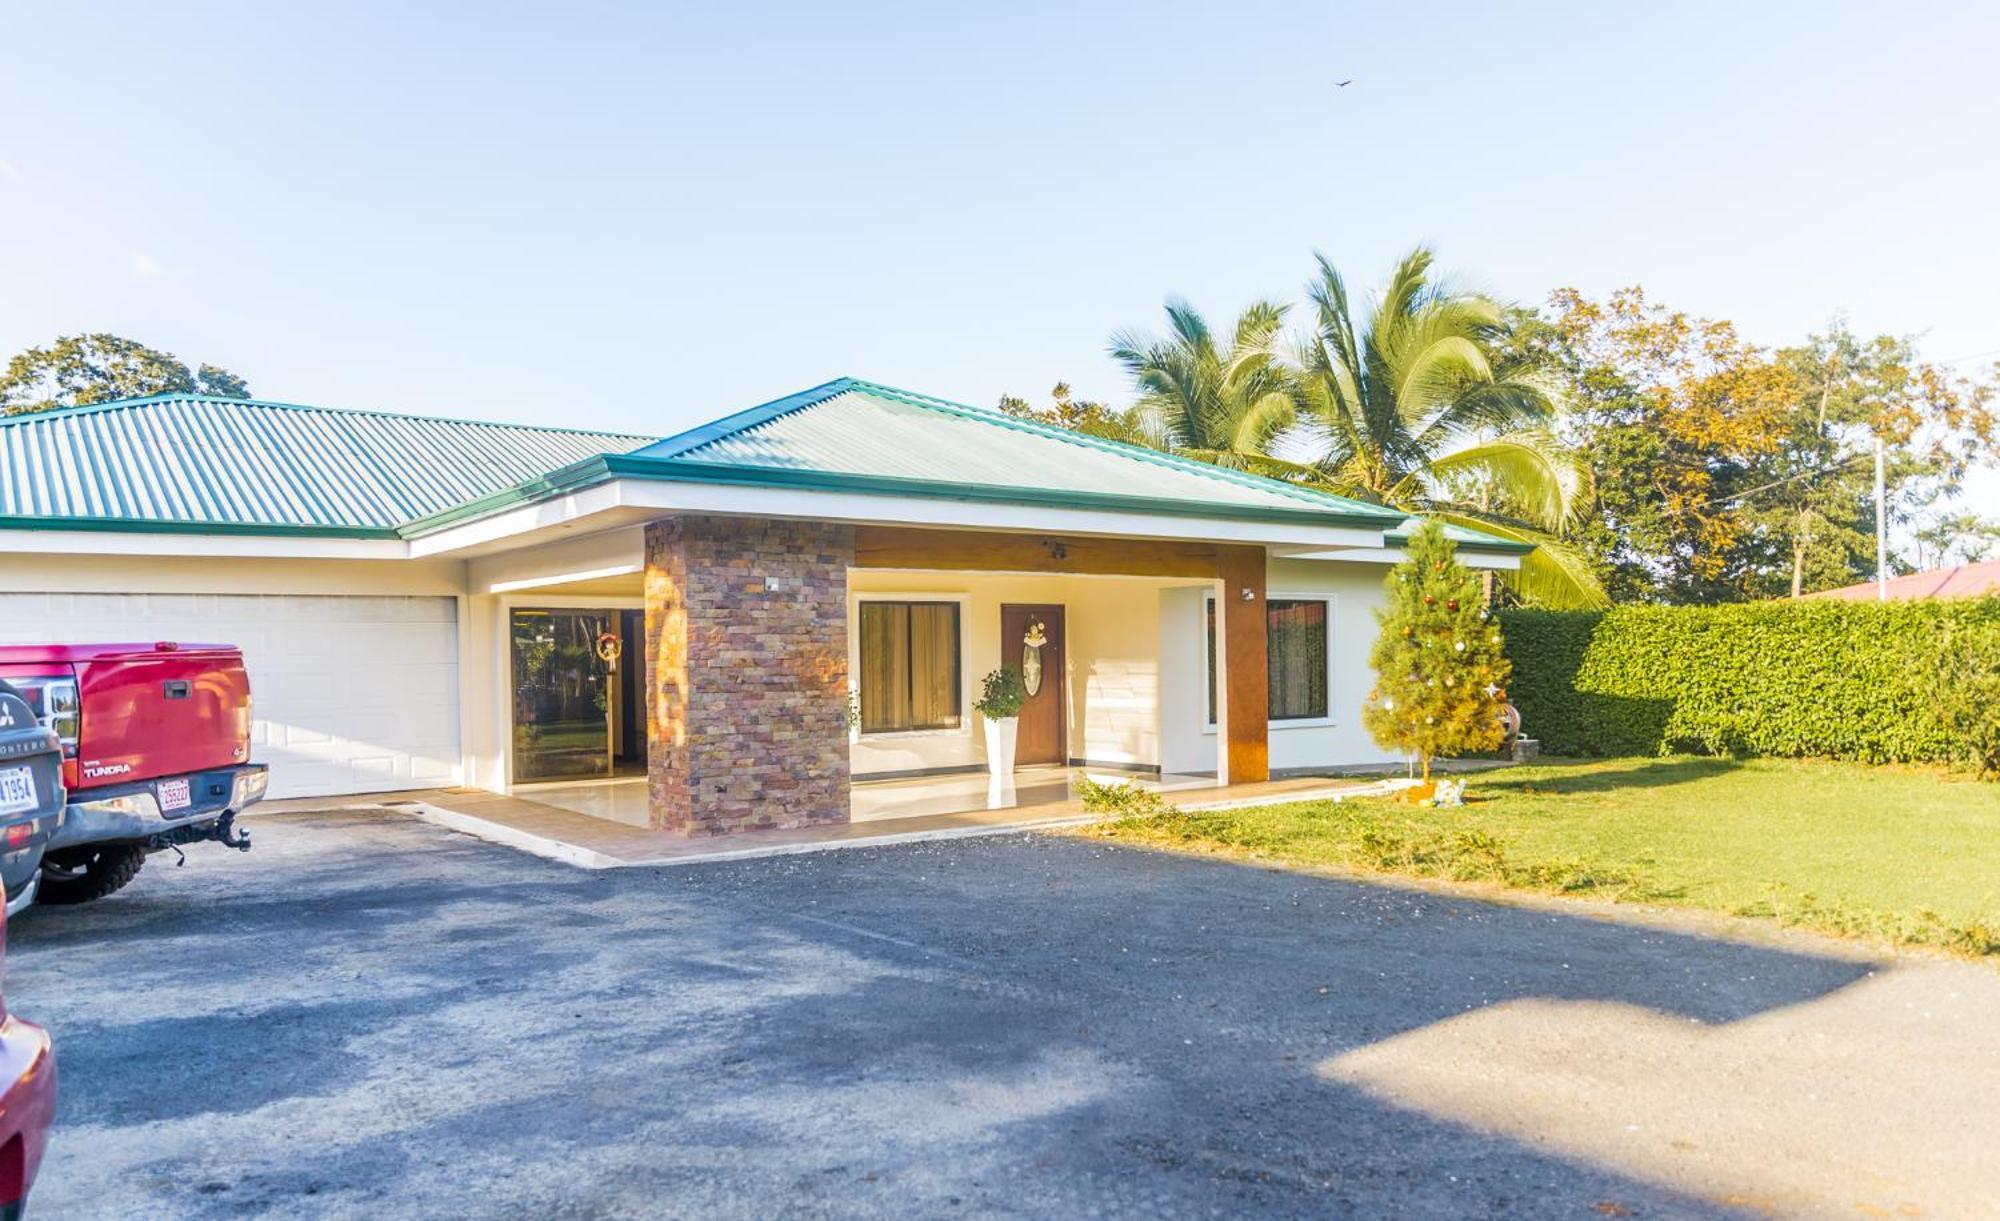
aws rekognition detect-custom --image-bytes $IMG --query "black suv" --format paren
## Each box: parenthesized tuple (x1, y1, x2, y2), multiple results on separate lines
(0, 681, 64, 914)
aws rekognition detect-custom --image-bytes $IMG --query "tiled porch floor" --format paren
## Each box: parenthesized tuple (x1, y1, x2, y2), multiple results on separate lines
(515, 765, 1222, 828)
(513, 776, 651, 828)
(364, 768, 1390, 867)
(850, 764, 1216, 821)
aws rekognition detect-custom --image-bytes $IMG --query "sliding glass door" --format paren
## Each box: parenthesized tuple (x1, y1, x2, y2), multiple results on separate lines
(510, 608, 615, 782)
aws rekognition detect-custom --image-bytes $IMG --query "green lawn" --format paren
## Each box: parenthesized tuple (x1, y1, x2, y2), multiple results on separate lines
(1087, 757, 2000, 956)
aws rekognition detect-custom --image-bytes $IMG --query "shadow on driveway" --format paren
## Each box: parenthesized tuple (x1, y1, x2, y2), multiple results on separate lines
(10, 809, 1901, 1218)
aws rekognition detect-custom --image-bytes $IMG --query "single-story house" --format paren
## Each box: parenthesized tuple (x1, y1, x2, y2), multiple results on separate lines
(0, 378, 1529, 835)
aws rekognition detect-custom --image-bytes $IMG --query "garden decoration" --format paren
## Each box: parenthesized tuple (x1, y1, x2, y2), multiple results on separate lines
(1498, 701, 1541, 762)
(1426, 777, 1467, 808)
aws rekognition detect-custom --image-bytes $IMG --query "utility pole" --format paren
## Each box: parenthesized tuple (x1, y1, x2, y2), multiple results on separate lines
(1874, 432, 1888, 601)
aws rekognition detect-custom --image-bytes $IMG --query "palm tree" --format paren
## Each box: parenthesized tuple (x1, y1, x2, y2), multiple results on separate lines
(1108, 299, 1303, 477)
(1292, 248, 1605, 608)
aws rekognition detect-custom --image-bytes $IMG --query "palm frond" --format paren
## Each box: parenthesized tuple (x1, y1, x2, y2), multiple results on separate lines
(1394, 335, 1495, 422)
(1229, 388, 1298, 456)
(1429, 510, 1610, 609)
(1421, 431, 1589, 531)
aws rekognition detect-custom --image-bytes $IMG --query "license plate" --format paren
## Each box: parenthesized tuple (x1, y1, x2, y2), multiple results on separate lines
(158, 777, 192, 812)
(0, 766, 36, 817)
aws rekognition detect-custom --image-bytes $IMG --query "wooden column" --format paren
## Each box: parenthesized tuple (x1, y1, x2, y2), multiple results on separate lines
(1217, 545, 1269, 784)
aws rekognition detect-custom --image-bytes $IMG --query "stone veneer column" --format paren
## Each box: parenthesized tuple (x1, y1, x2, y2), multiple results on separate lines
(644, 516, 854, 836)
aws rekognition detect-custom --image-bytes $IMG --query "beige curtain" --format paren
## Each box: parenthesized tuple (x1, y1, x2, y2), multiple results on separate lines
(908, 603, 959, 729)
(859, 602, 960, 732)
(859, 603, 910, 732)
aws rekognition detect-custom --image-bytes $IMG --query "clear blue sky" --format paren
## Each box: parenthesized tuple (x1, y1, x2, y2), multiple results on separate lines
(3, 1, 1995, 514)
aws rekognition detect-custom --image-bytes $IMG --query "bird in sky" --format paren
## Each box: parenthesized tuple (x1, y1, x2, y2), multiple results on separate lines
(1335, 79, 1352, 87)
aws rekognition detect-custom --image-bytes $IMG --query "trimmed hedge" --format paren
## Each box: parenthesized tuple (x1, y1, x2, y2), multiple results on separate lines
(1499, 597, 2000, 766)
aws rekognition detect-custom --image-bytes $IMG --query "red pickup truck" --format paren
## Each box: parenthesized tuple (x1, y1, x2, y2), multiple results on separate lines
(0, 886, 55, 1216)
(0, 643, 266, 906)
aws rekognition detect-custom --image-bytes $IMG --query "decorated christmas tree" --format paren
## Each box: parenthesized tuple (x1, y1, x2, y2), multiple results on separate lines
(1362, 520, 1512, 785)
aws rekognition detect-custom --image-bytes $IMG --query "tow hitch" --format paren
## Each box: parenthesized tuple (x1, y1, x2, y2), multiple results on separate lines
(146, 809, 253, 855)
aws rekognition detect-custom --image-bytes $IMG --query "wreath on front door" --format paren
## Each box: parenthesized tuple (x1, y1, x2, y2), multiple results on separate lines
(1021, 620, 1047, 696)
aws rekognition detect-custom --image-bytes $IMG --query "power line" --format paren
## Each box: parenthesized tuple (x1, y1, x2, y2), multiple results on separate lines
(1936, 346, 2000, 368)
(1656, 452, 1876, 518)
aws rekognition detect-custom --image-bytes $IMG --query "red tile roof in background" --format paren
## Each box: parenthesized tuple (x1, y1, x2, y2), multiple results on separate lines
(1798, 558, 2000, 602)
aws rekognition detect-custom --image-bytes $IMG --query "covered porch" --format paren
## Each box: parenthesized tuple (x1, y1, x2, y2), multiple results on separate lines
(471, 519, 1283, 836)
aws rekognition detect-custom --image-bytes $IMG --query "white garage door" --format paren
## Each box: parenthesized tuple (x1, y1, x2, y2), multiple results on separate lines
(0, 593, 460, 800)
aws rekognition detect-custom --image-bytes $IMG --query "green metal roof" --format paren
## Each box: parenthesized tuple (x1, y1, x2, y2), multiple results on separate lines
(632, 378, 1408, 522)
(1382, 516, 1537, 556)
(0, 393, 653, 534)
(0, 378, 1531, 556)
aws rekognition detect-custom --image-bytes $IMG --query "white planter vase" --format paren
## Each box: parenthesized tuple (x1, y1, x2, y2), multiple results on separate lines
(982, 716, 1019, 779)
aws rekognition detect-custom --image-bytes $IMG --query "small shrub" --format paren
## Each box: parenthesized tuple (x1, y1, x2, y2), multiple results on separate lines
(1076, 776, 1177, 820)
(973, 667, 1027, 720)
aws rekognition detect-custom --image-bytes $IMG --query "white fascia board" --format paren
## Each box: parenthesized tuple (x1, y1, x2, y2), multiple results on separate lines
(0, 528, 410, 560)
(410, 478, 1393, 558)
(408, 482, 633, 558)
(1276, 545, 1522, 570)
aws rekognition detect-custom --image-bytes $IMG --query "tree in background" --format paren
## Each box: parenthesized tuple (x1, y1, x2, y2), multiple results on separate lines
(0, 333, 250, 416)
(1108, 299, 1302, 475)
(1528, 289, 1998, 601)
(1752, 327, 1891, 596)
(1362, 520, 1512, 784)
(1913, 512, 2000, 570)
(1755, 326, 1996, 595)
(1522, 287, 1799, 602)
(1291, 249, 1601, 608)
(996, 382, 1148, 444)
(1103, 249, 1604, 609)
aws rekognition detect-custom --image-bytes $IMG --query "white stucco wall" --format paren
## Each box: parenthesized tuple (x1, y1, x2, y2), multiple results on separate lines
(854, 557, 1409, 780)
(1156, 586, 1213, 775)
(1264, 556, 1403, 771)
(846, 570, 1210, 777)
(1151, 556, 1407, 776)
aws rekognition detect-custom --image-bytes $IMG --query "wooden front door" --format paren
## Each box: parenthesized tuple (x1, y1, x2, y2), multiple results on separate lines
(1000, 605, 1066, 766)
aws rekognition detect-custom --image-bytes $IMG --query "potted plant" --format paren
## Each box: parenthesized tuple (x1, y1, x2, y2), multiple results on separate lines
(975, 666, 1028, 780)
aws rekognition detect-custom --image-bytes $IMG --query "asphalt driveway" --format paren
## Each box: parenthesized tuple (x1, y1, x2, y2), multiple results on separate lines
(10, 810, 1996, 1219)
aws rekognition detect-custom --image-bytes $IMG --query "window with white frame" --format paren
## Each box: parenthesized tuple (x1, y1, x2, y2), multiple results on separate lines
(857, 601, 962, 733)
(1206, 595, 1332, 724)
